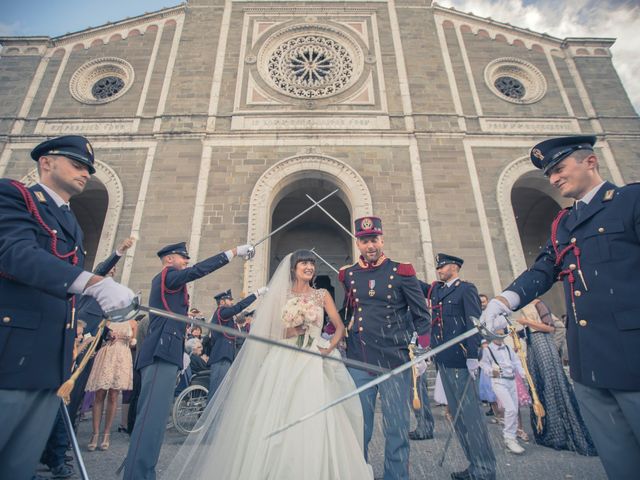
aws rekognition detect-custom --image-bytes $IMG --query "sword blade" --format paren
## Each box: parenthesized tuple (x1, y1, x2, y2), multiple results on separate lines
(60, 402, 90, 480)
(267, 324, 491, 438)
(309, 248, 339, 274)
(130, 304, 389, 375)
(305, 194, 356, 240)
(253, 189, 339, 247)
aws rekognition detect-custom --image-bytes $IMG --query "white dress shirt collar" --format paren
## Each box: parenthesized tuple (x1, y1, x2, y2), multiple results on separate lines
(38, 182, 69, 209)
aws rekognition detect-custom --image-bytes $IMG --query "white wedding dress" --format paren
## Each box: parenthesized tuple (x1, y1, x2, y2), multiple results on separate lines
(164, 255, 373, 480)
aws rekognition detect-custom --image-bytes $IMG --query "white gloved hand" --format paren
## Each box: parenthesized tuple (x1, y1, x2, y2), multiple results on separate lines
(84, 277, 135, 320)
(236, 244, 255, 260)
(415, 360, 428, 377)
(480, 298, 512, 333)
(254, 286, 268, 297)
(466, 358, 479, 379)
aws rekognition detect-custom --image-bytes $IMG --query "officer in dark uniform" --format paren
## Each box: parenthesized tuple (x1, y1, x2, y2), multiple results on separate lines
(0, 135, 135, 480)
(483, 135, 640, 479)
(207, 288, 266, 400)
(339, 216, 430, 480)
(426, 253, 495, 480)
(123, 241, 254, 480)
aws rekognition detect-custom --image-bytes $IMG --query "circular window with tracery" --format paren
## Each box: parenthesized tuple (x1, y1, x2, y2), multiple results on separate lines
(484, 58, 546, 104)
(69, 57, 134, 105)
(257, 25, 364, 99)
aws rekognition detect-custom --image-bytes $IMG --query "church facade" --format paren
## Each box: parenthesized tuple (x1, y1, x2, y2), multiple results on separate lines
(1, 0, 638, 313)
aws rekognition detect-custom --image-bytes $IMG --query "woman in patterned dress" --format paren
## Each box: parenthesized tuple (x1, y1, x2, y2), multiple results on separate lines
(518, 299, 596, 456)
(85, 319, 137, 451)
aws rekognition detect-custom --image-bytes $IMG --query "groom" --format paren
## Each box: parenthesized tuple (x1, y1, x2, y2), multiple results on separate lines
(339, 217, 431, 480)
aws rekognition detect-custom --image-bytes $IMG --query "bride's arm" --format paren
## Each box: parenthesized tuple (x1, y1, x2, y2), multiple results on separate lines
(319, 290, 345, 355)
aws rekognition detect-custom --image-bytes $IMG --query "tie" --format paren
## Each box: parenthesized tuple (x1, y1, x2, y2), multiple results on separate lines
(574, 201, 585, 221)
(60, 204, 81, 240)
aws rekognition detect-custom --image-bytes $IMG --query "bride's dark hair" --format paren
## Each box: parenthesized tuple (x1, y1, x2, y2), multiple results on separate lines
(290, 249, 316, 284)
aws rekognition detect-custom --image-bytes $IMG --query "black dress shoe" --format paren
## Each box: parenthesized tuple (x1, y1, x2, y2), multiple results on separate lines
(408, 430, 434, 440)
(451, 470, 495, 480)
(451, 469, 472, 480)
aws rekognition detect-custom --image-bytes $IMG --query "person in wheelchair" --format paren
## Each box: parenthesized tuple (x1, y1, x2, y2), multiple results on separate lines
(186, 338, 208, 375)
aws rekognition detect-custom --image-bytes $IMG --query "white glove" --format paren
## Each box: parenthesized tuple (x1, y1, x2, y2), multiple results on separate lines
(236, 244, 255, 260)
(84, 277, 135, 319)
(466, 359, 479, 379)
(480, 298, 512, 333)
(415, 360, 428, 377)
(254, 286, 268, 297)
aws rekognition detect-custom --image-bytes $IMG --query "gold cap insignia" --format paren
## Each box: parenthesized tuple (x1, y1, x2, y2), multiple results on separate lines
(361, 218, 373, 230)
(86, 143, 93, 156)
(532, 148, 544, 161)
(603, 189, 615, 201)
(35, 191, 47, 203)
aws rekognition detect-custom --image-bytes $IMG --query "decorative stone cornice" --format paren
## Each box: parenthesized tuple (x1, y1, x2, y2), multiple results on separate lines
(0, 4, 185, 56)
(433, 3, 614, 56)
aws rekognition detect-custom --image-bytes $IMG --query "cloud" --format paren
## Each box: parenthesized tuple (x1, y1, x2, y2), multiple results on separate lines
(437, 0, 640, 114)
(0, 21, 22, 36)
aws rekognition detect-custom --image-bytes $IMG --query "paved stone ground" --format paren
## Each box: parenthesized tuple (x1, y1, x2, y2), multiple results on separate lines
(36, 396, 606, 479)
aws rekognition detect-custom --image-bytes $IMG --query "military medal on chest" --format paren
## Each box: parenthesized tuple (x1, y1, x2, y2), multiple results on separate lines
(368, 279, 376, 297)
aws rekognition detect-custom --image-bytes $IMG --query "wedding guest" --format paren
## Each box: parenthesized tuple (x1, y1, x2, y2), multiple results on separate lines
(85, 318, 137, 451)
(518, 300, 596, 456)
(186, 338, 208, 375)
(480, 332, 526, 454)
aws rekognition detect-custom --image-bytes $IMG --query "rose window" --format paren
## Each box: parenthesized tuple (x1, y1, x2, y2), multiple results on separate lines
(494, 76, 525, 100)
(264, 33, 358, 99)
(91, 76, 126, 100)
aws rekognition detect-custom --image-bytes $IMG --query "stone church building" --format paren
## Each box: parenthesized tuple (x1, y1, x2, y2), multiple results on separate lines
(1, 0, 638, 314)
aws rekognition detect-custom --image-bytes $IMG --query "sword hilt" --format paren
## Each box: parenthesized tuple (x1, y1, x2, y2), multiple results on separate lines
(106, 296, 141, 322)
(471, 314, 511, 341)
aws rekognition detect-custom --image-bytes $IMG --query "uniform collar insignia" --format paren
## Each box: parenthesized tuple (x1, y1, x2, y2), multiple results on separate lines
(358, 254, 387, 269)
(34, 191, 47, 203)
(603, 189, 615, 201)
(455, 280, 461, 287)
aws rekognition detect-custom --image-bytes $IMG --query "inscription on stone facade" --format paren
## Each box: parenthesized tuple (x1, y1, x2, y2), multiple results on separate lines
(40, 120, 135, 135)
(231, 115, 389, 130)
(480, 118, 579, 134)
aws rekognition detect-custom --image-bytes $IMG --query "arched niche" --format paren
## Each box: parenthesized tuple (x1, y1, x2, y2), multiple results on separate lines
(245, 154, 373, 292)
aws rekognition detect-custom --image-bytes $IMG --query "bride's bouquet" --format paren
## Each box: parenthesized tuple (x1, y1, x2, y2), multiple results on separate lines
(282, 295, 320, 348)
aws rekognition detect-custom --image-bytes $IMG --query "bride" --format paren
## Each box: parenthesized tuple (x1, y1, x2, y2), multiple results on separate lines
(164, 250, 373, 479)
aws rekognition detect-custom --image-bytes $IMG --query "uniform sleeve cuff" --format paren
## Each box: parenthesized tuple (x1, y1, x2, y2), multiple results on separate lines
(500, 290, 521, 310)
(225, 250, 234, 261)
(68, 271, 94, 294)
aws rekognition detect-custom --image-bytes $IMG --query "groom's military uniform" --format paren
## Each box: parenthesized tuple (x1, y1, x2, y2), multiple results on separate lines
(340, 217, 430, 480)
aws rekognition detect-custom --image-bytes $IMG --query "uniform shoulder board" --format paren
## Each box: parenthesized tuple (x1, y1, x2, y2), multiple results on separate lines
(338, 264, 351, 283)
(397, 262, 416, 277)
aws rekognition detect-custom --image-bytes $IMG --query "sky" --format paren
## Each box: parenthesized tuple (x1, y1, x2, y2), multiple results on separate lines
(1, 0, 638, 113)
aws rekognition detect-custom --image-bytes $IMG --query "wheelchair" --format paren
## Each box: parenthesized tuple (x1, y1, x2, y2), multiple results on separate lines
(172, 369, 210, 435)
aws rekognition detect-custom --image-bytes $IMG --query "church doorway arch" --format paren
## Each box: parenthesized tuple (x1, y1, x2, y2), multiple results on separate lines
(270, 178, 352, 307)
(246, 154, 373, 294)
(502, 164, 568, 316)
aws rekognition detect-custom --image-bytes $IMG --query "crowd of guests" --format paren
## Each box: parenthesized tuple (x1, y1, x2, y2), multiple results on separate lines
(36, 244, 595, 480)
(428, 293, 596, 458)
